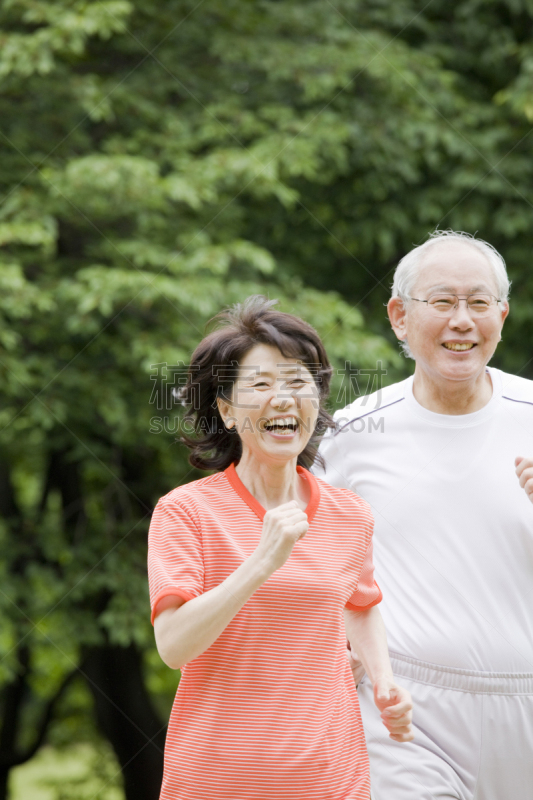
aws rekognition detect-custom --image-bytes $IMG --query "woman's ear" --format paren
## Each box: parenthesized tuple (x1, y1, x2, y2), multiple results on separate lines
(217, 397, 235, 429)
(387, 296, 408, 341)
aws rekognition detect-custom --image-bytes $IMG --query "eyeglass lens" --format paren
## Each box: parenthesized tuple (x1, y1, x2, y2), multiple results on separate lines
(427, 294, 495, 315)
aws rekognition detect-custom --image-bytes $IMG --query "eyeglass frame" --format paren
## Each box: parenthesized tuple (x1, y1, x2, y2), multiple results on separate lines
(407, 293, 503, 316)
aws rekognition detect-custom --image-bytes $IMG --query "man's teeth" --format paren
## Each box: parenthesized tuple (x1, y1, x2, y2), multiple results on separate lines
(443, 343, 475, 351)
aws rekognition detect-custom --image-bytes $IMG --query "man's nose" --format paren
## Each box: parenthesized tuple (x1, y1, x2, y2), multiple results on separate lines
(449, 299, 475, 329)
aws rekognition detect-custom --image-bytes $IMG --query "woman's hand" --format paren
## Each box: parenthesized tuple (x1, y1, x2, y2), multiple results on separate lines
(373, 677, 414, 742)
(254, 501, 309, 573)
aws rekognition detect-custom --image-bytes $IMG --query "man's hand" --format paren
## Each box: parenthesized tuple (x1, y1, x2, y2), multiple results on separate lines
(373, 677, 414, 742)
(515, 457, 533, 504)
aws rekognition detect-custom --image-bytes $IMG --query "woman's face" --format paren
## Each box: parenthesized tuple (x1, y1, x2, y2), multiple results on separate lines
(217, 344, 320, 467)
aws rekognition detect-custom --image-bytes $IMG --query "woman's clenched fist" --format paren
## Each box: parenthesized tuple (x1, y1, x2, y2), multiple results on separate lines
(254, 501, 309, 573)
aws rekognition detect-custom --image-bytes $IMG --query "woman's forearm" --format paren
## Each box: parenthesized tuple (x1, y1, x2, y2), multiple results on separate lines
(155, 501, 309, 670)
(343, 606, 393, 685)
(154, 553, 271, 670)
(344, 606, 414, 742)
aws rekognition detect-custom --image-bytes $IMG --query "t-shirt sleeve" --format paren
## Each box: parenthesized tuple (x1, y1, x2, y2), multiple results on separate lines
(345, 539, 382, 611)
(147, 497, 204, 625)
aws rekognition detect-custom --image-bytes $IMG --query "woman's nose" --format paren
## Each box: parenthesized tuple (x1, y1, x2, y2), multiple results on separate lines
(270, 390, 296, 408)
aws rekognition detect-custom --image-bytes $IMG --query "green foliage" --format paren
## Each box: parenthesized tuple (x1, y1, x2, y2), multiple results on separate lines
(10, 742, 123, 800)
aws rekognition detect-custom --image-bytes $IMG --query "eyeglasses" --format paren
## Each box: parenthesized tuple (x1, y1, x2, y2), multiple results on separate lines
(408, 294, 502, 317)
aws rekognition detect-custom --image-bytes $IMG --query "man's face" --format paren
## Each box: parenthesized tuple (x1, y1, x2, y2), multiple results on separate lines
(388, 242, 509, 385)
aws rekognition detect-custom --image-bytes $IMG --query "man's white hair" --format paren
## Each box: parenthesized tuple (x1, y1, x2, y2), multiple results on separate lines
(391, 230, 511, 359)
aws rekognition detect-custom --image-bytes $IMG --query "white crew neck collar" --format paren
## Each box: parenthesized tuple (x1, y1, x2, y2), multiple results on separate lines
(403, 367, 503, 427)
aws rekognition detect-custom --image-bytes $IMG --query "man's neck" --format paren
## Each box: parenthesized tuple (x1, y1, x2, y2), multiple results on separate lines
(412, 368, 493, 415)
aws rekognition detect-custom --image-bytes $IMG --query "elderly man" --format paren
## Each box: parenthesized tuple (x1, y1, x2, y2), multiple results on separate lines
(316, 230, 533, 799)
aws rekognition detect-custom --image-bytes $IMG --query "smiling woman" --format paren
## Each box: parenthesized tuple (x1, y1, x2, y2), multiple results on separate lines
(147, 296, 413, 800)
(178, 295, 334, 472)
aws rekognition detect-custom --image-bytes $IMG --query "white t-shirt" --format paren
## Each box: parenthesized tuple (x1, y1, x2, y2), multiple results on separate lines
(316, 367, 533, 673)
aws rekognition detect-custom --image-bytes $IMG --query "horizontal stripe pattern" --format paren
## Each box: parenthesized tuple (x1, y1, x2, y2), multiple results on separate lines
(148, 466, 380, 800)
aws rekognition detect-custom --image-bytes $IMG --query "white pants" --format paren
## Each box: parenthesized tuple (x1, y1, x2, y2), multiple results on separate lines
(358, 653, 533, 800)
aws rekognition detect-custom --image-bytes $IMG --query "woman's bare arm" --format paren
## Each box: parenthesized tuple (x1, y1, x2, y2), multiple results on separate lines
(154, 502, 307, 669)
(344, 606, 413, 742)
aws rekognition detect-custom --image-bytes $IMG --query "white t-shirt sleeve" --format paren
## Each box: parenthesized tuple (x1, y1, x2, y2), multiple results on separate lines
(314, 423, 351, 490)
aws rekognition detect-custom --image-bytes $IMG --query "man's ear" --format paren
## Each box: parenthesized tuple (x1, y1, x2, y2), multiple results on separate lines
(387, 296, 408, 341)
(499, 300, 510, 329)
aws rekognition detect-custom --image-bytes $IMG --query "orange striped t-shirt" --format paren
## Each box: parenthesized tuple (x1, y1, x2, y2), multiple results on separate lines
(148, 464, 381, 800)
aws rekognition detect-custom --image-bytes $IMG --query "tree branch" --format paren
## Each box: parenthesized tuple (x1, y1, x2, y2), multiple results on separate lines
(0, 667, 79, 769)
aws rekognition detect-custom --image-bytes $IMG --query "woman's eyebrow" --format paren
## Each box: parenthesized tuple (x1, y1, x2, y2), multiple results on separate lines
(239, 367, 272, 380)
(279, 365, 305, 373)
(240, 365, 307, 380)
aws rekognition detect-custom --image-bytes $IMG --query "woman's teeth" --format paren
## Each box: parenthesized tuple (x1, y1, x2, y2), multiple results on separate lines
(265, 418, 298, 433)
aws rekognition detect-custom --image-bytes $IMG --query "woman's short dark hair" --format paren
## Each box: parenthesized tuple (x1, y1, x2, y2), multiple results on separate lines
(179, 295, 335, 471)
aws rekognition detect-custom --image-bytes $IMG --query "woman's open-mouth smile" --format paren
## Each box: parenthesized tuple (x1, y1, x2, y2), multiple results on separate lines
(263, 416, 300, 438)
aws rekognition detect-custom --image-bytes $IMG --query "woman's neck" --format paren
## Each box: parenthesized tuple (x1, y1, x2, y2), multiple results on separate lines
(235, 454, 309, 511)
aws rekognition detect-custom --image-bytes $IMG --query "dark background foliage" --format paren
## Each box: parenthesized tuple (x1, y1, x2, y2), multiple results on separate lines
(1, 1, 533, 797)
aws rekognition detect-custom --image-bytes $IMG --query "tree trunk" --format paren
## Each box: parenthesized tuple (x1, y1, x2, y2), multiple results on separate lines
(44, 449, 87, 544)
(0, 769, 8, 800)
(83, 644, 166, 800)
(0, 462, 24, 800)
(0, 646, 29, 800)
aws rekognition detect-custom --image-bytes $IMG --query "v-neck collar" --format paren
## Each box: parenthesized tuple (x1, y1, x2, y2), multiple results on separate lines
(224, 463, 320, 523)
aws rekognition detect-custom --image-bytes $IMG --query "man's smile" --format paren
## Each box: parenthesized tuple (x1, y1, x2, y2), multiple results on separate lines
(442, 342, 477, 351)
